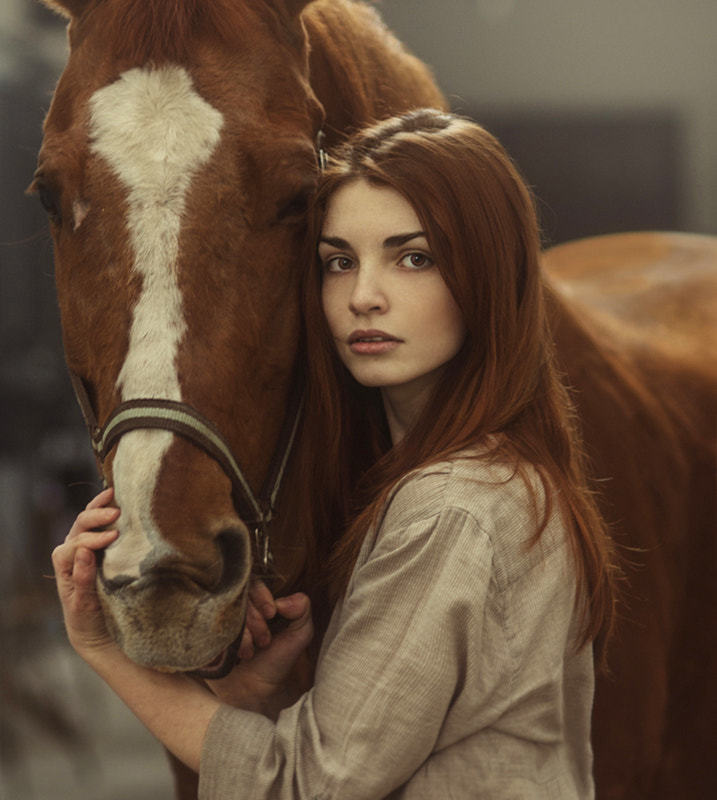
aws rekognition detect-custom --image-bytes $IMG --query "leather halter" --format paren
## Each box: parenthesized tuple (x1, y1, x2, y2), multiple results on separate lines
(69, 369, 303, 575)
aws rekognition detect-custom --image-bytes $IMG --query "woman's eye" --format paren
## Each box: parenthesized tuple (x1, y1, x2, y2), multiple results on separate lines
(324, 255, 353, 273)
(400, 252, 433, 270)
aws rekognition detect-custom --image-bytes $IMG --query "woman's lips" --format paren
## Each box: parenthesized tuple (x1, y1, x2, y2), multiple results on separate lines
(349, 340, 400, 355)
(348, 329, 401, 355)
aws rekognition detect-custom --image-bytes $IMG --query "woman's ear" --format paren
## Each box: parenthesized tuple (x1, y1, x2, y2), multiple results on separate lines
(39, 0, 93, 19)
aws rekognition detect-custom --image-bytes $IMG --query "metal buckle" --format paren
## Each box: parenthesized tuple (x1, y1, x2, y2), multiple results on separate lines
(254, 525, 273, 572)
(316, 129, 328, 171)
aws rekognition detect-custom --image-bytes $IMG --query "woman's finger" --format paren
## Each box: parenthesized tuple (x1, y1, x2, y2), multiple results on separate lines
(72, 546, 99, 593)
(237, 624, 255, 662)
(249, 579, 276, 620)
(275, 594, 312, 629)
(85, 487, 114, 510)
(52, 529, 118, 595)
(67, 507, 120, 541)
(52, 542, 75, 583)
(245, 601, 271, 649)
(72, 528, 119, 553)
(62, 546, 115, 651)
(54, 528, 117, 559)
(58, 528, 119, 566)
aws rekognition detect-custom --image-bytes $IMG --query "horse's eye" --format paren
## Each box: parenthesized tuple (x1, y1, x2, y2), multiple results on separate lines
(275, 187, 312, 223)
(28, 175, 62, 226)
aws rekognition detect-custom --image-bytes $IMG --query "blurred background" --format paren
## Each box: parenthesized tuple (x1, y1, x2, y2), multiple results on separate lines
(1, 0, 715, 797)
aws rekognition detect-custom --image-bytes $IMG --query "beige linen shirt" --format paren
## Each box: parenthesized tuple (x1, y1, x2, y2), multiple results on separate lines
(200, 457, 595, 799)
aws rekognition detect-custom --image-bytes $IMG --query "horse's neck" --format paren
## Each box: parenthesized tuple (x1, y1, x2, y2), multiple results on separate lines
(545, 278, 647, 400)
(303, 0, 446, 144)
(545, 275, 715, 472)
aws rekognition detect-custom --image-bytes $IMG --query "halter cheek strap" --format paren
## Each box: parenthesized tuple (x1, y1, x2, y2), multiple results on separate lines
(68, 370, 303, 574)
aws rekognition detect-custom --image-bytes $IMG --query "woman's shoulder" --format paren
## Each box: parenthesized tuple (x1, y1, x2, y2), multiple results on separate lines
(383, 447, 544, 529)
(378, 448, 568, 587)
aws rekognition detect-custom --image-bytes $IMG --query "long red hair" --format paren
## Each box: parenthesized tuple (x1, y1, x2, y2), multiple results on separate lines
(297, 109, 619, 651)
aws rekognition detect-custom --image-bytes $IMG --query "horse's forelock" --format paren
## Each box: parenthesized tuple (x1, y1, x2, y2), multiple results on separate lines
(101, 0, 230, 63)
(92, 0, 310, 65)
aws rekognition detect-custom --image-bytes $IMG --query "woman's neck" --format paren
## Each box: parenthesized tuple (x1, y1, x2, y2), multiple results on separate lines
(380, 379, 436, 445)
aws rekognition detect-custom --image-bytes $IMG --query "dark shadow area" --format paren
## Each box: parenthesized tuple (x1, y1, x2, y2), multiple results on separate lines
(1, 7, 172, 797)
(471, 107, 684, 247)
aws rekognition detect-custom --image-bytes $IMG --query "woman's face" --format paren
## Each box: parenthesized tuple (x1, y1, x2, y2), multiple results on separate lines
(319, 179, 466, 404)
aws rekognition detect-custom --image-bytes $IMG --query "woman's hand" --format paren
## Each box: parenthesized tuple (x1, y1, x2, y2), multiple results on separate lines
(51, 487, 120, 658)
(54, 489, 313, 719)
(207, 580, 314, 718)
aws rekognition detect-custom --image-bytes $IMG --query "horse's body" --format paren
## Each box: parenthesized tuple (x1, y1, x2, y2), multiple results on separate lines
(35, 1, 716, 798)
(544, 232, 717, 797)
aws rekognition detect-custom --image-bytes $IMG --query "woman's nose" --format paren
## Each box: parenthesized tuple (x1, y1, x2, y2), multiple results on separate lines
(348, 268, 387, 315)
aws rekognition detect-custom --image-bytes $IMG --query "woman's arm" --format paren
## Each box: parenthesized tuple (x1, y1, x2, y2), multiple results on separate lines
(58, 490, 492, 799)
(52, 490, 313, 771)
(200, 502, 495, 800)
(85, 647, 219, 772)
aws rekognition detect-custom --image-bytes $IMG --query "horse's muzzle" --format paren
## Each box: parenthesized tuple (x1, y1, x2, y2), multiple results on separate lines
(96, 525, 252, 672)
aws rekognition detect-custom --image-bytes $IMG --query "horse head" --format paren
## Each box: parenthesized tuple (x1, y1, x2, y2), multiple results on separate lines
(33, 0, 323, 674)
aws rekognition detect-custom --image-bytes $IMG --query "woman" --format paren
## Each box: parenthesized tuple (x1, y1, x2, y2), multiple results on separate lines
(53, 109, 618, 798)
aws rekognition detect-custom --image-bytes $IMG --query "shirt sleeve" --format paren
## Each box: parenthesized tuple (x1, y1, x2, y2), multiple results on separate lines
(199, 504, 493, 800)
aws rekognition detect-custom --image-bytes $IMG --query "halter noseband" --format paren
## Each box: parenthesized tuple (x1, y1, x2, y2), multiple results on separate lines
(69, 370, 303, 575)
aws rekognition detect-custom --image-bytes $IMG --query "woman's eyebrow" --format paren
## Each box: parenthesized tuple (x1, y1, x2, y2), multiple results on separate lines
(319, 236, 350, 248)
(319, 231, 426, 249)
(383, 231, 426, 248)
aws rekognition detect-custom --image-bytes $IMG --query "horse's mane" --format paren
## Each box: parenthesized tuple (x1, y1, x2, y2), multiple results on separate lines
(96, 0, 300, 64)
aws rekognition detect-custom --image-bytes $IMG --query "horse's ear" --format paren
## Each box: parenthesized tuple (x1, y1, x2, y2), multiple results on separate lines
(38, 0, 94, 20)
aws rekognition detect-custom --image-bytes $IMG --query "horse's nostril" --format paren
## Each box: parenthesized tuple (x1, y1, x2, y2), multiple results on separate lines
(215, 528, 251, 592)
(96, 548, 138, 592)
(97, 528, 251, 596)
(99, 572, 137, 592)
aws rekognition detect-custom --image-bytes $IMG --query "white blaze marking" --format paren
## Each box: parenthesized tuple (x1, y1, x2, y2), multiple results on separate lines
(88, 66, 224, 579)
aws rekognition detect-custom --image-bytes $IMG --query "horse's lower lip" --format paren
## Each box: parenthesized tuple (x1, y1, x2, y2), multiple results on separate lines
(190, 644, 236, 680)
(203, 650, 227, 670)
(189, 621, 246, 680)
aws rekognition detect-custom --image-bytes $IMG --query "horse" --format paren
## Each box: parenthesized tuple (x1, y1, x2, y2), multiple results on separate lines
(33, 1, 716, 798)
(543, 231, 717, 797)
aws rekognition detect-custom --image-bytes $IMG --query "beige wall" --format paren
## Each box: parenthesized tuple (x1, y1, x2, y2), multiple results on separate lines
(381, 0, 717, 234)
